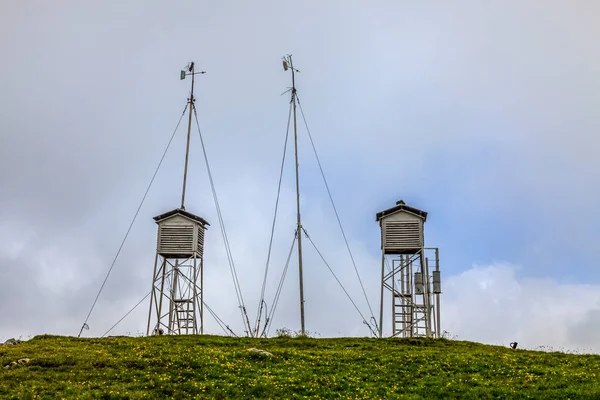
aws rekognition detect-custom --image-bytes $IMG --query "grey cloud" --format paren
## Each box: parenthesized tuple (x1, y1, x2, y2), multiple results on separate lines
(569, 309, 600, 348)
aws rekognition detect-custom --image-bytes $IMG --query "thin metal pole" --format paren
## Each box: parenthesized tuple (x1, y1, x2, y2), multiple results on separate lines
(409, 257, 413, 337)
(379, 249, 385, 338)
(146, 252, 160, 335)
(157, 258, 167, 332)
(425, 257, 432, 337)
(289, 56, 306, 336)
(181, 63, 195, 210)
(401, 256, 406, 336)
(391, 258, 395, 336)
(400, 255, 406, 337)
(188, 256, 201, 335)
(200, 254, 204, 335)
(192, 255, 197, 334)
(169, 261, 178, 333)
(436, 248, 441, 338)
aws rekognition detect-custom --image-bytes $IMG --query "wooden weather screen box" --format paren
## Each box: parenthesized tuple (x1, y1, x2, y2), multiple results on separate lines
(154, 208, 210, 259)
(376, 200, 427, 254)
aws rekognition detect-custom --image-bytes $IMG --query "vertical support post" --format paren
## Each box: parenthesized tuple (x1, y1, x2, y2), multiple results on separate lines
(192, 255, 198, 335)
(428, 257, 437, 338)
(408, 255, 414, 337)
(425, 257, 434, 337)
(146, 252, 158, 336)
(420, 252, 430, 337)
(288, 56, 306, 336)
(436, 248, 441, 338)
(173, 263, 181, 334)
(400, 255, 408, 337)
(181, 63, 195, 210)
(169, 261, 177, 333)
(187, 296, 192, 334)
(200, 253, 204, 335)
(147, 252, 160, 336)
(400, 256, 405, 337)
(157, 258, 167, 333)
(379, 250, 385, 338)
(436, 297, 441, 338)
(391, 258, 395, 336)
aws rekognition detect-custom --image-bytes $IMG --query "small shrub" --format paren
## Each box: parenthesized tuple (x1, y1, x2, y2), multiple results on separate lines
(275, 327, 293, 338)
(274, 327, 319, 338)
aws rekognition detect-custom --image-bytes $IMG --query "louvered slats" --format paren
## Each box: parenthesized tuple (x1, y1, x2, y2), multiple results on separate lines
(384, 221, 421, 250)
(197, 225, 205, 258)
(159, 225, 194, 254)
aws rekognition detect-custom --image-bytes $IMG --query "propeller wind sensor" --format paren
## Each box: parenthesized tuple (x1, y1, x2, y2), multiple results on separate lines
(180, 61, 206, 80)
(282, 55, 300, 73)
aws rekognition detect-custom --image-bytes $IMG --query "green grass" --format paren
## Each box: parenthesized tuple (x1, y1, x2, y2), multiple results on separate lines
(1, 334, 599, 399)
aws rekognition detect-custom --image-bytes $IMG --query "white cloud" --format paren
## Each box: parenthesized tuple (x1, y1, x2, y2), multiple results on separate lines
(442, 263, 600, 354)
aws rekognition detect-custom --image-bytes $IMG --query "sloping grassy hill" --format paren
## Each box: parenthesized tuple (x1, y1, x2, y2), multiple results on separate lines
(1, 334, 599, 399)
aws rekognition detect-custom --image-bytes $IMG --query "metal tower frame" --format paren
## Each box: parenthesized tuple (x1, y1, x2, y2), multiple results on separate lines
(383, 248, 440, 338)
(148, 254, 203, 335)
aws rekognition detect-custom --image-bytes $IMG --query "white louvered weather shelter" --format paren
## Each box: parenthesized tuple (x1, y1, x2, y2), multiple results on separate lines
(155, 209, 207, 259)
(376, 200, 441, 339)
(147, 208, 209, 336)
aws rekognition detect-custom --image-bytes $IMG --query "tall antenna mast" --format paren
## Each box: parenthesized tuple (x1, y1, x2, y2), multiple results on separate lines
(283, 55, 306, 335)
(146, 62, 209, 338)
(180, 62, 206, 209)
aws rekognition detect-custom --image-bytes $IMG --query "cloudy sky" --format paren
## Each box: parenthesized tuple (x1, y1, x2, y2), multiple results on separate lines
(1, 1, 599, 352)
